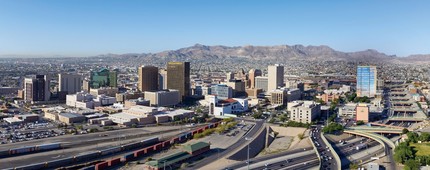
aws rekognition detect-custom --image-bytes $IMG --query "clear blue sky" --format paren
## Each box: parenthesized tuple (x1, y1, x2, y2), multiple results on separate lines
(0, 0, 429, 57)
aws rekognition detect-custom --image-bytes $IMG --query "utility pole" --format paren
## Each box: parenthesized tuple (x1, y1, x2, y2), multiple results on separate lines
(245, 137, 252, 170)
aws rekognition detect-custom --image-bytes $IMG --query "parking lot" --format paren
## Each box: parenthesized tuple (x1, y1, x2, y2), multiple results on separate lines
(0, 121, 65, 144)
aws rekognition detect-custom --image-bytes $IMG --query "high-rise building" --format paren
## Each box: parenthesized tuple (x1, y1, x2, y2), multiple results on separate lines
(138, 65, 159, 92)
(24, 75, 51, 101)
(268, 64, 284, 92)
(210, 84, 233, 99)
(255, 76, 268, 92)
(226, 72, 235, 81)
(59, 73, 82, 94)
(167, 62, 190, 99)
(159, 69, 167, 90)
(90, 68, 117, 89)
(356, 66, 377, 97)
(248, 69, 262, 88)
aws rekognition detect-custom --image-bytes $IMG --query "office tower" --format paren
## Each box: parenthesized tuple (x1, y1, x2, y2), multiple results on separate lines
(255, 76, 268, 92)
(82, 80, 90, 92)
(167, 62, 190, 98)
(226, 72, 235, 81)
(90, 68, 117, 89)
(24, 75, 50, 101)
(159, 69, 167, 90)
(236, 68, 246, 80)
(210, 84, 233, 99)
(356, 66, 377, 97)
(59, 73, 82, 94)
(248, 69, 262, 88)
(138, 65, 159, 92)
(268, 64, 284, 92)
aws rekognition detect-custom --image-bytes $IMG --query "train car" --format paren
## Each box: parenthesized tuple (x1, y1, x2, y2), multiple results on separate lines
(74, 151, 100, 162)
(0, 150, 9, 157)
(9, 146, 36, 155)
(153, 143, 162, 151)
(208, 123, 214, 128)
(121, 141, 142, 150)
(141, 137, 159, 146)
(95, 161, 108, 170)
(80, 165, 95, 170)
(99, 146, 122, 156)
(145, 146, 154, 153)
(13, 162, 46, 170)
(162, 141, 171, 148)
(122, 152, 135, 162)
(36, 143, 61, 151)
(45, 157, 74, 168)
(107, 158, 121, 166)
(170, 137, 179, 144)
(134, 149, 145, 158)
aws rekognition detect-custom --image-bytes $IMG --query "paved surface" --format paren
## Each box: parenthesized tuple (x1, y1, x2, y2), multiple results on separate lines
(227, 147, 313, 169)
(233, 150, 317, 170)
(311, 125, 337, 170)
(0, 126, 200, 169)
(187, 120, 264, 170)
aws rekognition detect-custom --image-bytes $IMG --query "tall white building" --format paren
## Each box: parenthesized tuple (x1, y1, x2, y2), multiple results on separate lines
(59, 73, 83, 94)
(268, 64, 284, 92)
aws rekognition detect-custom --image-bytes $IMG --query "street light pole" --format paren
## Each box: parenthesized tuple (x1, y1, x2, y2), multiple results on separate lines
(247, 144, 250, 170)
(245, 137, 252, 170)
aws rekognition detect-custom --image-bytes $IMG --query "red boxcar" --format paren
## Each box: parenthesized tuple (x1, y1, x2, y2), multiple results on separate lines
(108, 158, 121, 166)
(95, 161, 108, 170)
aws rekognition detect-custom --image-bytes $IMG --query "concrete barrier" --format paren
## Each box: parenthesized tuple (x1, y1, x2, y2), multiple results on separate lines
(344, 130, 386, 157)
(321, 132, 342, 170)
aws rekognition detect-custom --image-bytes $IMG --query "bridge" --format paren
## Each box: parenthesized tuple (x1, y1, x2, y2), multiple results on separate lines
(368, 123, 404, 129)
(347, 126, 403, 134)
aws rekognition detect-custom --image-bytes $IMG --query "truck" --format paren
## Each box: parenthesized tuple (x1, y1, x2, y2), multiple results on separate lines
(356, 143, 367, 150)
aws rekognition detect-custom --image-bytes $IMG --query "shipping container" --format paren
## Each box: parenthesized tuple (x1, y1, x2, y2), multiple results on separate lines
(36, 143, 61, 151)
(145, 146, 154, 153)
(95, 162, 108, 170)
(108, 158, 121, 166)
(162, 141, 170, 148)
(153, 143, 162, 150)
(100, 146, 122, 156)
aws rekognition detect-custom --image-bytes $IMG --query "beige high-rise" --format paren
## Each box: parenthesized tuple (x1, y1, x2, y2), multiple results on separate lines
(248, 69, 262, 88)
(138, 65, 159, 92)
(268, 64, 284, 92)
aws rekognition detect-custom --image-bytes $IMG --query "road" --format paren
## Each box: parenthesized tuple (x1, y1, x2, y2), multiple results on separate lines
(187, 120, 264, 169)
(311, 125, 337, 170)
(232, 150, 318, 170)
(226, 147, 313, 169)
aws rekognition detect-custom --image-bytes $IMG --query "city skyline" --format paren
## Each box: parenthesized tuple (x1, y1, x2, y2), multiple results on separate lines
(1, 0, 430, 57)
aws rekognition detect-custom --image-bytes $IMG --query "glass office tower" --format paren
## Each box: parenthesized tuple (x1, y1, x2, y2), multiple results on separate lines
(356, 66, 377, 97)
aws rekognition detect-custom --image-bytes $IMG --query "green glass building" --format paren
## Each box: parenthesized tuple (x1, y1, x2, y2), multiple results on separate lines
(90, 68, 117, 89)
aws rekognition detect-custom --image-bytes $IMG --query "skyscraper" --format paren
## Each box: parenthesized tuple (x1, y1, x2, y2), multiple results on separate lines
(248, 69, 262, 88)
(167, 62, 190, 99)
(356, 66, 377, 97)
(59, 73, 82, 94)
(268, 64, 284, 92)
(159, 69, 167, 90)
(24, 75, 51, 101)
(138, 65, 159, 92)
(90, 68, 117, 89)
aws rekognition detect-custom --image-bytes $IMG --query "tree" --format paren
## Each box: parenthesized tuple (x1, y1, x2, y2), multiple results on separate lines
(356, 120, 365, 125)
(297, 133, 305, 140)
(349, 163, 359, 169)
(322, 123, 344, 134)
(394, 142, 414, 164)
(407, 132, 419, 143)
(419, 132, 430, 142)
(402, 128, 410, 134)
(404, 159, 421, 170)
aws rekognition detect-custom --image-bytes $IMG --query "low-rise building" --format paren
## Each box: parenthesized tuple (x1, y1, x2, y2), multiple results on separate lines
(89, 87, 118, 97)
(58, 112, 86, 124)
(356, 103, 370, 123)
(144, 90, 181, 107)
(289, 100, 321, 123)
(207, 95, 248, 118)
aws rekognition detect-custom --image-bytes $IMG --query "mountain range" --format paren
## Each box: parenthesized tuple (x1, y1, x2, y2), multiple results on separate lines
(111, 44, 430, 63)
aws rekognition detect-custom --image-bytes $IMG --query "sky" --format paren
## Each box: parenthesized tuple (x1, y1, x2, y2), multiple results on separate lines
(0, 0, 429, 57)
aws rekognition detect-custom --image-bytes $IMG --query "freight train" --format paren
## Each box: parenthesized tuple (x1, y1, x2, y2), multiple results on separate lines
(9, 122, 221, 170)
(0, 143, 62, 157)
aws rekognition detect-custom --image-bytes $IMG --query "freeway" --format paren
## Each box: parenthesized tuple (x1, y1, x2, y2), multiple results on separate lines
(232, 150, 318, 170)
(249, 155, 319, 170)
(311, 125, 338, 170)
(226, 147, 313, 169)
(187, 120, 264, 169)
